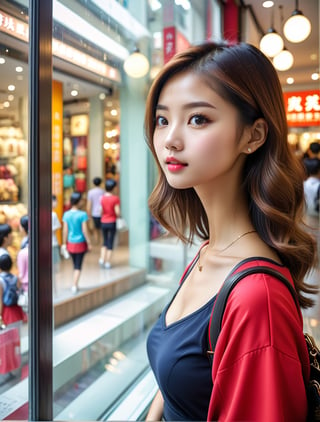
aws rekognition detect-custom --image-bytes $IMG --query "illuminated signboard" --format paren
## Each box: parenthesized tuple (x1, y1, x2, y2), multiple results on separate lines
(283, 90, 320, 127)
(0, 9, 121, 82)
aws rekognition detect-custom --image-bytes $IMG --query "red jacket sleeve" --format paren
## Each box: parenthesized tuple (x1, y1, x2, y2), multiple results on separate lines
(207, 271, 309, 421)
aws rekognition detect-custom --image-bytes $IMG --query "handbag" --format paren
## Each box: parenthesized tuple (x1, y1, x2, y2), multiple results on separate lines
(60, 244, 70, 259)
(17, 288, 28, 312)
(116, 218, 128, 231)
(207, 265, 320, 422)
(0, 325, 21, 374)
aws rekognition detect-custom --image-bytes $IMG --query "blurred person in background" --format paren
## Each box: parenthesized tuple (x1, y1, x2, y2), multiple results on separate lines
(62, 192, 91, 293)
(99, 179, 120, 269)
(0, 224, 12, 257)
(52, 195, 61, 294)
(87, 177, 104, 245)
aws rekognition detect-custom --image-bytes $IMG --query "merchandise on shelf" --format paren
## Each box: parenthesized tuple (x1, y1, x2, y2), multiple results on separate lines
(0, 125, 27, 204)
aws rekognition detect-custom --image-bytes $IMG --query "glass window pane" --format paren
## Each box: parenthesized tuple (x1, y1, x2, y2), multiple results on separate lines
(0, 0, 29, 419)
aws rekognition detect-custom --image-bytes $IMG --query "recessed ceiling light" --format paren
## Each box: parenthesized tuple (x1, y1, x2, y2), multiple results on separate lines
(99, 93, 106, 100)
(286, 77, 294, 84)
(262, 1, 274, 8)
(110, 109, 118, 116)
(311, 73, 319, 81)
(71, 89, 78, 96)
(8, 95, 14, 101)
(15, 66, 23, 72)
(310, 54, 318, 61)
(8, 85, 15, 91)
(3, 101, 10, 108)
(0, 58, 5, 64)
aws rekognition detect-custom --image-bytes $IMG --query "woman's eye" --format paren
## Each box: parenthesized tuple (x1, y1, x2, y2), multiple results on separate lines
(155, 116, 168, 127)
(189, 114, 209, 126)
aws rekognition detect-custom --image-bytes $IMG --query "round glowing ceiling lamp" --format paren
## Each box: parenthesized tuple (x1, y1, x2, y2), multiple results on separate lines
(123, 48, 150, 78)
(260, 29, 284, 57)
(283, 1, 311, 43)
(273, 48, 294, 71)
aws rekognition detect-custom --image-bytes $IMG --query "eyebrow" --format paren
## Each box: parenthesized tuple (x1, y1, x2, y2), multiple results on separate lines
(156, 101, 216, 111)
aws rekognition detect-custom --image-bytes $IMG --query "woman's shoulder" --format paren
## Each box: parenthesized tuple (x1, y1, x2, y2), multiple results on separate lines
(226, 258, 293, 309)
(222, 259, 301, 341)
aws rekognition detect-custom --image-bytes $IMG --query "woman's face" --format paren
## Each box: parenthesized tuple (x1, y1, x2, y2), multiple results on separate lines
(153, 72, 250, 190)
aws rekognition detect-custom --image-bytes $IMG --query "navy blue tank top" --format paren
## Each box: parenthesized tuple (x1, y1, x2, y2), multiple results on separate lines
(147, 278, 216, 421)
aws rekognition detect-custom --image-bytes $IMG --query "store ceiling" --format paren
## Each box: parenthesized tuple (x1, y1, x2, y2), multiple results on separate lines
(243, 0, 319, 88)
(0, 0, 318, 124)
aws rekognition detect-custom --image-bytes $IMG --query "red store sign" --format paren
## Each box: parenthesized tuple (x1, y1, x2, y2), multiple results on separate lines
(283, 90, 320, 127)
(163, 26, 190, 64)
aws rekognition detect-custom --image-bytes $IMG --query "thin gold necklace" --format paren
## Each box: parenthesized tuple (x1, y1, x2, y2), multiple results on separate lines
(197, 230, 256, 272)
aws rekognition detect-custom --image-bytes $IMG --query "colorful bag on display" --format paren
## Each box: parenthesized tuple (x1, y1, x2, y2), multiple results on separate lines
(77, 155, 87, 170)
(0, 326, 21, 374)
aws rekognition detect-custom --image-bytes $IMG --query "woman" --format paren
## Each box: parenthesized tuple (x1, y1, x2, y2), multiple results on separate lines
(145, 42, 318, 421)
(62, 192, 91, 293)
(99, 178, 120, 269)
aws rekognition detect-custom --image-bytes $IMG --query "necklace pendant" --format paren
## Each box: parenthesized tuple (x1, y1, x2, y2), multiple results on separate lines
(198, 265, 203, 272)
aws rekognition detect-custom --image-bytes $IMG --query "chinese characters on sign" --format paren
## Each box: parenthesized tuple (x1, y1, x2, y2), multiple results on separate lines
(283, 91, 320, 127)
(0, 10, 29, 42)
(0, 9, 121, 82)
(163, 26, 190, 64)
(163, 26, 176, 64)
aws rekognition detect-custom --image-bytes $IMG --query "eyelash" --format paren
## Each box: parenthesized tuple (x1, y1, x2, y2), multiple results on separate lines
(189, 114, 210, 126)
(155, 115, 168, 127)
(155, 113, 211, 127)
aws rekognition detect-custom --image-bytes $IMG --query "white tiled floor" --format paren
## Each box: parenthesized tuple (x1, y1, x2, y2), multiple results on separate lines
(53, 242, 130, 301)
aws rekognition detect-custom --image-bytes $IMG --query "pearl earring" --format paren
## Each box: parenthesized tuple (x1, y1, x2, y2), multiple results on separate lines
(247, 147, 252, 153)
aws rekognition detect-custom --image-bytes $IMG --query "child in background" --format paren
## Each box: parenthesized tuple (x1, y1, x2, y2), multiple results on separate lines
(17, 215, 29, 294)
(19, 215, 29, 249)
(0, 254, 24, 326)
(0, 223, 12, 257)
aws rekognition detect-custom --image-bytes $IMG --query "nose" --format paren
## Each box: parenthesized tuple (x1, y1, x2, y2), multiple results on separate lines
(164, 126, 183, 151)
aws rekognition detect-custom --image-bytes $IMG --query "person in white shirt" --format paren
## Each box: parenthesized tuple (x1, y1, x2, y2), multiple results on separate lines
(303, 158, 320, 224)
(87, 177, 104, 245)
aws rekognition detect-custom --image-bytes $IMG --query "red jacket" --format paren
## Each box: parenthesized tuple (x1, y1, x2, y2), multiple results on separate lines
(207, 258, 309, 421)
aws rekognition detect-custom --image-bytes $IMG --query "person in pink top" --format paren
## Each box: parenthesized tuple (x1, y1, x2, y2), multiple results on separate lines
(99, 178, 120, 269)
(17, 215, 28, 293)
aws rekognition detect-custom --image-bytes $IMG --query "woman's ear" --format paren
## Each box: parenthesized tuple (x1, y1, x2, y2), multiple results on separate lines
(244, 118, 268, 154)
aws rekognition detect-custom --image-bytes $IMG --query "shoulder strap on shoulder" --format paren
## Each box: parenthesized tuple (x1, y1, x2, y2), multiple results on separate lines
(207, 266, 298, 362)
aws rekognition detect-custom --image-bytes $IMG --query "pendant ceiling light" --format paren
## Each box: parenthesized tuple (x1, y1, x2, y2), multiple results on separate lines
(123, 48, 150, 78)
(273, 7, 294, 72)
(259, 7, 284, 57)
(283, 0, 311, 43)
(273, 48, 294, 71)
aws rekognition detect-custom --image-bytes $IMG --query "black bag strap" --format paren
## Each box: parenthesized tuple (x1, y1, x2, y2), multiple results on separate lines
(207, 265, 299, 362)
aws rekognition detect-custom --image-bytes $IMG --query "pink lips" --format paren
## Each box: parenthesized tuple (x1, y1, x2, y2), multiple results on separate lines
(165, 157, 187, 172)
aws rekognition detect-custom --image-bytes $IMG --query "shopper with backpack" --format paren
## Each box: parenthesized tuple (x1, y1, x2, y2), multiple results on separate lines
(0, 254, 24, 326)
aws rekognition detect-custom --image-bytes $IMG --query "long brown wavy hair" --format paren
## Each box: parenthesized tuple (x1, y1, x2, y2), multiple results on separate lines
(144, 41, 318, 308)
